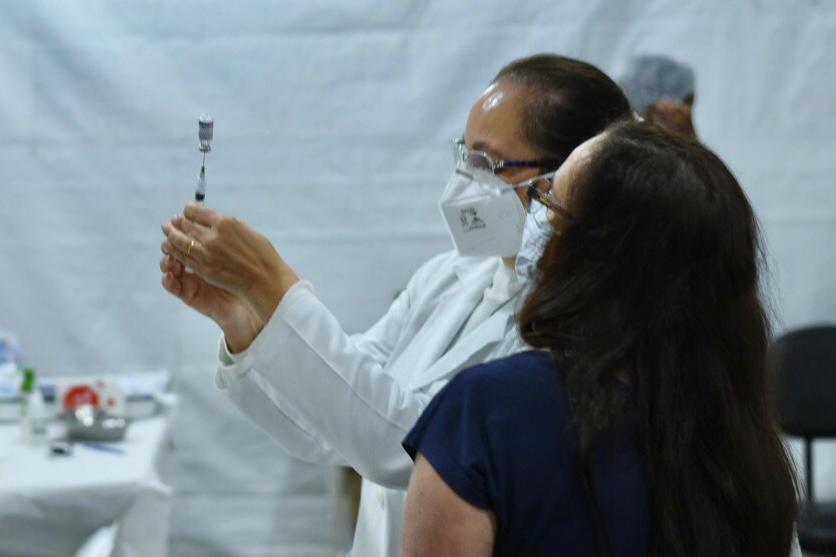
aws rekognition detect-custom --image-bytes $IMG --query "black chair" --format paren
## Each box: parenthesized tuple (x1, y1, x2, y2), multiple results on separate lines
(771, 325, 836, 556)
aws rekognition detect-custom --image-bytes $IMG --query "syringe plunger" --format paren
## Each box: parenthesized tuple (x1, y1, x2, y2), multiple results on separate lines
(195, 167, 206, 202)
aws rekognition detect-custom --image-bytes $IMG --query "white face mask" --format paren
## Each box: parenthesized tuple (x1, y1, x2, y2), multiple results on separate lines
(515, 202, 553, 286)
(438, 167, 527, 257)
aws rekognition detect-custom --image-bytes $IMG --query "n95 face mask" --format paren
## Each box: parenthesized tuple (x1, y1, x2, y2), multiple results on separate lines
(439, 167, 527, 257)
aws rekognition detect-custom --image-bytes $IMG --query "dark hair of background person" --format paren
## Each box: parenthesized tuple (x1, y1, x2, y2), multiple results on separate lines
(493, 54, 633, 168)
(518, 122, 798, 557)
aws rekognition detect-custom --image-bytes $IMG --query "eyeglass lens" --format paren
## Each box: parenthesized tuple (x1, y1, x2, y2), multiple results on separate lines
(524, 179, 558, 226)
(465, 151, 494, 172)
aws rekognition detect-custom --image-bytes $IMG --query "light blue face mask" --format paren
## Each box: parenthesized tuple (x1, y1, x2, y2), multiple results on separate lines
(515, 202, 554, 287)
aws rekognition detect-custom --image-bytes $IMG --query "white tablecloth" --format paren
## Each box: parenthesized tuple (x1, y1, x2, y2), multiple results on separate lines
(0, 415, 172, 557)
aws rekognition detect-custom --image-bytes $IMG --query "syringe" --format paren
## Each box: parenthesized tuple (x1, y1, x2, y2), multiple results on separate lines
(196, 114, 213, 202)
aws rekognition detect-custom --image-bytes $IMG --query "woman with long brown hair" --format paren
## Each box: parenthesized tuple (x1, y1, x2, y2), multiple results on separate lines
(401, 121, 798, 557)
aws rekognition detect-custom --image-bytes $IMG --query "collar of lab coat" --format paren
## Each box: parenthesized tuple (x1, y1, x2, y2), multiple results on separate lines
(408, 256, 520, 390)
(451, 255, 501, 286)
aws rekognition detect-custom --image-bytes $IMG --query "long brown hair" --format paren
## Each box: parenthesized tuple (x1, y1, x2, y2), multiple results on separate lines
(519, 121, 798, 557)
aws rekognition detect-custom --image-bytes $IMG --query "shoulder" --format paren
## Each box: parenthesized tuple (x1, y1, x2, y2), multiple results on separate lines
(445, 351, 566, 412)
(454, 350, 556, 389)
(404, 351, 567, 493)
(409, 351, 558, 434)
(405, 350, 571, 472)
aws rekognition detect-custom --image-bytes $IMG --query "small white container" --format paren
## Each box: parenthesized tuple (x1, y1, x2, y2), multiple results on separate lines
(20, 368, 48, 445)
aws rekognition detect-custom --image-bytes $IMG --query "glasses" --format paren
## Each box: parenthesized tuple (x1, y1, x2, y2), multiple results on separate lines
(519, 175, 575, 223)
(451, 137, 575, 224)
(519, 175, 575, 225)
(452, 137, 563, 175)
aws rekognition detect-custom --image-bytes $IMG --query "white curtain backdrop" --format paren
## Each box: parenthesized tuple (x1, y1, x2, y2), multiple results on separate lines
(1, 1, 833, 555)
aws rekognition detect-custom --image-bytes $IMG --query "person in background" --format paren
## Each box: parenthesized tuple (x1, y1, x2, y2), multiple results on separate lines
(401, 121, 798, 557)
(159, 54, 633, 556)
(619, 54, 698, 139)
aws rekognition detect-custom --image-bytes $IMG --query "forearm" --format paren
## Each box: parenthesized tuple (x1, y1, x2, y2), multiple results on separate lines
(244, 254, 300, 327)
(218, 366, 348, 466)
(221, 263, 299, 354)
(219, 306, 265, 355)
(217, 284, 431, 489)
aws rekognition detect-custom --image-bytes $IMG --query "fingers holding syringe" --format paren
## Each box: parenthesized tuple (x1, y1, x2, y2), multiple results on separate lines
(162, 206, 214, 268)
(161, 268, 183, 297)
(160, 263, 202, 309)
(160, 253, 184, 278)
(183, 201, 222, 227)
(170, 211, 213, 243)
(159, 251, 187, 298)
(160, 222, 206, 271)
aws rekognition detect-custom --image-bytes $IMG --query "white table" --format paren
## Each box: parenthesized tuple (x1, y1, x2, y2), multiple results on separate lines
(0, 415, 172, 557)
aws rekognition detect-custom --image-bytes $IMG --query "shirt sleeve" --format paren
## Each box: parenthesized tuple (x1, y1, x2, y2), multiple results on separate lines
(213, 255, 452, 489)
(402, 367, 493, 510)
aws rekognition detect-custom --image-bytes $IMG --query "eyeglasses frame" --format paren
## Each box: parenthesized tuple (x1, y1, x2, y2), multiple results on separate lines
(452, 137, 575, 222)
(452, 137, 564, 174)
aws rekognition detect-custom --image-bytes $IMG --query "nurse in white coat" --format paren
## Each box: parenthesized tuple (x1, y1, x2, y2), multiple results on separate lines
(160, 53, 633, 556)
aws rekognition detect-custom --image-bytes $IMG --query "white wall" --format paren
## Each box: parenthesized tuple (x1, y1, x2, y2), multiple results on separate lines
(1, 0, 834, 554)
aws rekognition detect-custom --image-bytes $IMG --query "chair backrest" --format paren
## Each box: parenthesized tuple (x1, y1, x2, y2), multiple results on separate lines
(770, 325, 836, 438)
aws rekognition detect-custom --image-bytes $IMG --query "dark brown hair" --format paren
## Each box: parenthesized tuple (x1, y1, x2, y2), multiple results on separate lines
(519, 121, 798, 557)
(493, 54, 632, 167)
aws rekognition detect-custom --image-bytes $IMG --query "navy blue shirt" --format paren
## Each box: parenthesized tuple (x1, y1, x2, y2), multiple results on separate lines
(403, 350, 649, 557)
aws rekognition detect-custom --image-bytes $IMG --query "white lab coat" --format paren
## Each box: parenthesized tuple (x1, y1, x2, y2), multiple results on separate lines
(215, 250, 526, 556)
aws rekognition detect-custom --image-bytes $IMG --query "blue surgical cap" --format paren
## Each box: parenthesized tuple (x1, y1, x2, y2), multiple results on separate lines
(618, 55, 696, 115)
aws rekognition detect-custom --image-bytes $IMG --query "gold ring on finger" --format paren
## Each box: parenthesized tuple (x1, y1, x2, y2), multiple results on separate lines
(188, 239, 195, 256)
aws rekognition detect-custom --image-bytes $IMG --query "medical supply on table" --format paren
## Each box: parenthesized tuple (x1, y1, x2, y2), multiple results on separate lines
(0, 332, 21, 366)
(79, 441, 126, 455)
(61, 404, 128, 442)
(58, 378, 126, 417)
(195, 114, 213, 202)
(20, 368, 48, 445)
(0, 363, 20, 419)
(2, 369, 171, 423)
(49, 438, 73, 456)
(0, 333, 23, 420)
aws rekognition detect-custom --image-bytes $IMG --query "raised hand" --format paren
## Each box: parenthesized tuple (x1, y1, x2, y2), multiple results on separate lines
(160, 251, 265, 352)
(161, 203, 300, 325)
